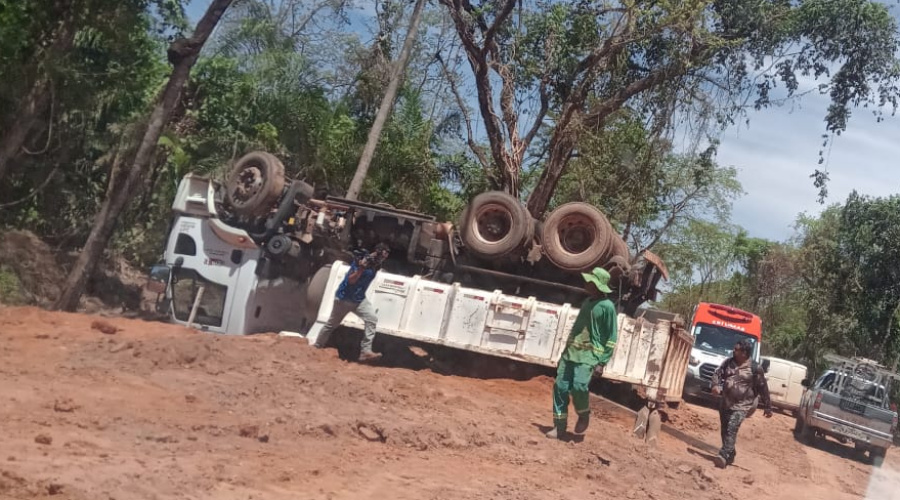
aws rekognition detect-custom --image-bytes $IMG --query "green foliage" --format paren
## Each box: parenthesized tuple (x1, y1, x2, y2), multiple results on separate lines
(0, 1, 177, 245)
(441, 0, 900, 204)
(555, 116, 742, 251)
(659, 192, 900, 374)
(0, 266, 26, 305)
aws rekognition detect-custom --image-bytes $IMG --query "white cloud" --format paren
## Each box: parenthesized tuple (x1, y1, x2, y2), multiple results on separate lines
(717, 90, 900, 242)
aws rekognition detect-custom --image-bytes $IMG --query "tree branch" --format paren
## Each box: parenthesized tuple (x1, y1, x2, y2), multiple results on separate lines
(482, 0, 518, 52)
(436, 52, 490, 172)
(0, 164, 61, 209)
(522, 78, 549, 153)
(586, 42, 709, 128)
(289, 0, 345, 39)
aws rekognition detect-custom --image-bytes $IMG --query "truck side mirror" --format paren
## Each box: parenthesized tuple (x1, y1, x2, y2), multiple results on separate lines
(761, 359, 770, 373)
(146, 264, 171, 295)
(801, 378, 810, 388)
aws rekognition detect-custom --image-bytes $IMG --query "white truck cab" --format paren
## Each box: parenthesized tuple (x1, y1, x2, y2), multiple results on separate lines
(149, 174, 309, 334)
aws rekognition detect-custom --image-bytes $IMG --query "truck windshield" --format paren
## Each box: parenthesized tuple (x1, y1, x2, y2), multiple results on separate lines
(692, 323, 757, 356)
(171, 268, 228, 327)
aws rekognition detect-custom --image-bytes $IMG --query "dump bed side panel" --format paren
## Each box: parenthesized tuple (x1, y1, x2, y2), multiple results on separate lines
(306, 262, 691, 402)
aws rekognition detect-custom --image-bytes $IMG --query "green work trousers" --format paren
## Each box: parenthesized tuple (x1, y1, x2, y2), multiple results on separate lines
(552, 358, 594, 433)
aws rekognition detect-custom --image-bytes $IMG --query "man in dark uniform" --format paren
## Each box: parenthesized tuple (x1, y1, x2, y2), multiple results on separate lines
(711, 339, 773, 468)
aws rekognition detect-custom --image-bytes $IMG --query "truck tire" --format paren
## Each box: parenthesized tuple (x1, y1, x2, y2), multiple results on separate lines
(225, 151, 286, 217)
(459, 191, 530, 259)
(609, 234, 630, 261)
(541, 202, 613, 271)
(871, 447, 887, 467)
(304, 265, 332, 318)
(796, 418, 814, 444)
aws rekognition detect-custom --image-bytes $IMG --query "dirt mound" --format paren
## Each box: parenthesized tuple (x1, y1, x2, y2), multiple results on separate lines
(0, 230, 64, 307)
(665, 404, 718, 433)
(0, 229, 153, 313)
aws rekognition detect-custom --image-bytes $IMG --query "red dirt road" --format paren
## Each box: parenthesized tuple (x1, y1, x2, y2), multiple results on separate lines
(1, 306, 898, 500)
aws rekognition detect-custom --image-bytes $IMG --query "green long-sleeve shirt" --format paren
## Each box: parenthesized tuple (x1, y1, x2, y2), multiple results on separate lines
(560, 297, 618, 366)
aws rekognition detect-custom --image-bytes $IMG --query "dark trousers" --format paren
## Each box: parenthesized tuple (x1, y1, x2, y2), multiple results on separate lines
(718, 408, 747, 462)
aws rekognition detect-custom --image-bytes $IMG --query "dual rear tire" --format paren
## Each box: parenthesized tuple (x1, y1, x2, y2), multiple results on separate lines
(458, 194, 630, 271)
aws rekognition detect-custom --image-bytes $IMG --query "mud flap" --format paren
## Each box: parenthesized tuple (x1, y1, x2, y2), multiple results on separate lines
(633, 406, 661, 447)
(633, 406, 649, 439)
(646, 409, 661, 446)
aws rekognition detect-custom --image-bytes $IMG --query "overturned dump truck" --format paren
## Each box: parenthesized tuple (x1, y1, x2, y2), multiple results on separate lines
(148, 152, 688, 444)
(213, 151, 667, 314)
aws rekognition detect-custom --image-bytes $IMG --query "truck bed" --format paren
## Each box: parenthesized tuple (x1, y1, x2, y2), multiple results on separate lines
(306, 262, 692, 404)
(814, 391, 895, 444)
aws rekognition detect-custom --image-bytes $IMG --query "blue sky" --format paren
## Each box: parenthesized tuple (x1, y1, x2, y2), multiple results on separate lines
(185, 0, 900, 242)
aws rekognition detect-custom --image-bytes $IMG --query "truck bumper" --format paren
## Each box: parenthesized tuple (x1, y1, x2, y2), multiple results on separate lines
(808, 413, 894, 450)
(683, 372, 717, 402)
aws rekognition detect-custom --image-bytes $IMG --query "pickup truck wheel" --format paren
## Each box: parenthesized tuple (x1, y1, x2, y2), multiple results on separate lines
(225, 151, 286, 217)
(798, 419, 814, 443)
(871, 447, 887, 467)
(541, 202, 613, 271)
(459, 191, 530, 259)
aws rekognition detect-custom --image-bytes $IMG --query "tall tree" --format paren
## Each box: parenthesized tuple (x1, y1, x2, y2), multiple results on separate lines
(0, 0, 184, 182)
(439, 0, 900, 218)
(54, 0, 235, 311)
(346, 0, 427, 200)
(0, 0, 77, 180)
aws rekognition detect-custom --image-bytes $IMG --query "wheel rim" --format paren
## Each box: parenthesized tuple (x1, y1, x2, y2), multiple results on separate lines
(231, 165, 264, 207)
(473, 203, 513, 244)
(557, 214, 596, 255)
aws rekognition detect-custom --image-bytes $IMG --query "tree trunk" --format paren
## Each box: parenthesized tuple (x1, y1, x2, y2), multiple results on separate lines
(0, 80, 52, 180)
(53, 0, 234, 312)
(526, 128, 578, 218)
(345, 0, 426, 200)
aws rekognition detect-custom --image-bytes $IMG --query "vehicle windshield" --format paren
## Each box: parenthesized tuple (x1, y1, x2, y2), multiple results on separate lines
(692, 323, 757, 357)
(171, 267, 228, 327)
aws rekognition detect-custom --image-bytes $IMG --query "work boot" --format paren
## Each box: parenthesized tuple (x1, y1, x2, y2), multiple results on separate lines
(713, 453, 728, 469)
(574, 413, 590, 434)
(545, 427, 564, 440)
(358, 351, 382, 363)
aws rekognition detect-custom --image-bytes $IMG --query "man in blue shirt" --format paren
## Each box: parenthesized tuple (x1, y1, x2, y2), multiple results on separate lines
(313, 243, 390, 362)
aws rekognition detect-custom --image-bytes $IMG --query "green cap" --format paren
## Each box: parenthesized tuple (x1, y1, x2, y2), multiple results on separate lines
(582, 267, 612, 294)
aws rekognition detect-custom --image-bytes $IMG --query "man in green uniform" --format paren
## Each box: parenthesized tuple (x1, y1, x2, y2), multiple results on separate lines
(546, 267, 618, 440)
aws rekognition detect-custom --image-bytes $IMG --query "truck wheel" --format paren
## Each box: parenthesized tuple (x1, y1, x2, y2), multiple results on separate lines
(871, 447, 887, 467)
(541, 202, 613, 271)
(797, 418, 814, 443)
(225, 151, 286, 217)
(609, 234, 630, 261)
(459, 191, 530, 259)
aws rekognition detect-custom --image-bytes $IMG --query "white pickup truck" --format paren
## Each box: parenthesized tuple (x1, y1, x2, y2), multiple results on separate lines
(794, 355, 899, 467)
